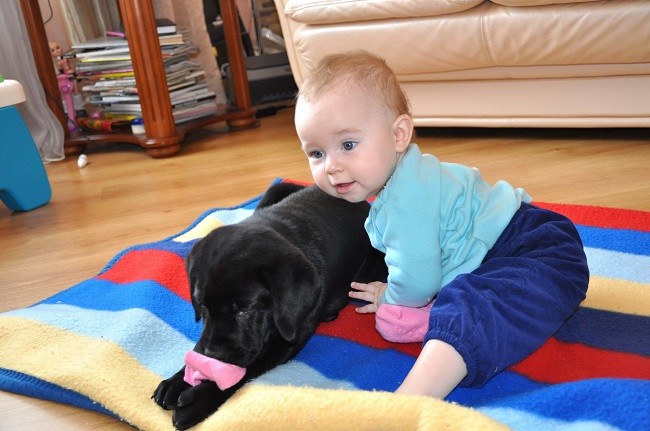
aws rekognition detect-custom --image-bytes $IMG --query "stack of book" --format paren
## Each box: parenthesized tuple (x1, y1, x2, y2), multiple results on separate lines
(70, 19, 219, 126)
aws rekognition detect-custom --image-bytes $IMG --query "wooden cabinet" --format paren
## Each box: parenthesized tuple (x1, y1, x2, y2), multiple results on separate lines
(20, 0, 258, 158)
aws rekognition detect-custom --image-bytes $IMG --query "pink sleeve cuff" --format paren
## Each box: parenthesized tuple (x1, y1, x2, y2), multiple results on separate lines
(375, 302, 432, 343)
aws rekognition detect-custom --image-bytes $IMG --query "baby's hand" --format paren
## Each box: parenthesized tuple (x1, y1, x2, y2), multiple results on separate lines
(349, 281, 388, 313)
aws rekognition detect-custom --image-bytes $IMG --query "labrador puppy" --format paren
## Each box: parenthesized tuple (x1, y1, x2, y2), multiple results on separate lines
(152, 182, 386, 430)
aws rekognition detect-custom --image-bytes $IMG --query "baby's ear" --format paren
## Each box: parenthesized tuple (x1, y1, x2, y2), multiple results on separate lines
(393, 114, 413, 153)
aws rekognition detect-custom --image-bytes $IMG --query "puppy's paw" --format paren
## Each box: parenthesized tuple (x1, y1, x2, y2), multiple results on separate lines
(152, 368, 190, 410)
(172, 381, 228, 430)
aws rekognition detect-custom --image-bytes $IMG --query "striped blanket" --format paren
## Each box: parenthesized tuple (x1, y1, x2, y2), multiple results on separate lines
(1, 180, 648, 430)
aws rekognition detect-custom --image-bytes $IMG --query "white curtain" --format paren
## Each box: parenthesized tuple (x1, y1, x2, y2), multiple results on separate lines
(0, 2, 65, 162)
(58, 0, 120, 46)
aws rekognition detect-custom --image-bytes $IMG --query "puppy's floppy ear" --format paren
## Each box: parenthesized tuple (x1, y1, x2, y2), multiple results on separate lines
(186, 254, 204, 322)
(270, 260, 317, 343)
(263, 243, 318, 343)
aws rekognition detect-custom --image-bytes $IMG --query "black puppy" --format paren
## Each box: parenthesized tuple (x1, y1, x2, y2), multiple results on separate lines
(152, 182, 386, 429)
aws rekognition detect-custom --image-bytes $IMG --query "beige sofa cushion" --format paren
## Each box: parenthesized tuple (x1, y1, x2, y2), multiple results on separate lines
(286, 0, 650, 76)
(492, 0, 598, 6)
(275, 0, 650, 127)
(284, 0, 484, 24)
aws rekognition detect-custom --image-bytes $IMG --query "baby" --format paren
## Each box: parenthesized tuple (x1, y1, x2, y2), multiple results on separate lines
(294, 50, 589, 398)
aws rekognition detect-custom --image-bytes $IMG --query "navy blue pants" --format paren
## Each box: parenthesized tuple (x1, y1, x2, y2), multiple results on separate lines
(426, 202, 589, 387)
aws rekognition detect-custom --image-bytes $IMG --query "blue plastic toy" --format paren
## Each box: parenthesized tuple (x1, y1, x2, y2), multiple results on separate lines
(0, 76, 52, 212)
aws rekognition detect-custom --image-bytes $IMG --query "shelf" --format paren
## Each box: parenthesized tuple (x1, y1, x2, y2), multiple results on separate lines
(65, 106, 256, 158)
(20, 0, 258, 158)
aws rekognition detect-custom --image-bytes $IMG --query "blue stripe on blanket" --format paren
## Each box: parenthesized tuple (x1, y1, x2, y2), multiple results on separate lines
(481, 378, 650, 431)
(296, 335, 547, 404)
(448, 371, 545, 406)
(0, 368, 115, 417)
(555, 307, 650, 356)
(253, 361, 358, 390)
(37, 279, 200, 341)
(7, 304, 194, 378)
(577, 225, 649, 256)
(295, 334, 415, 392)
(585, 247, 650, 284)
(480, 407, 622, 431)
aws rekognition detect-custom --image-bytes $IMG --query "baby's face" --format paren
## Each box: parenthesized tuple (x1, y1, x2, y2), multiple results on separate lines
(295, 86, 407, 202)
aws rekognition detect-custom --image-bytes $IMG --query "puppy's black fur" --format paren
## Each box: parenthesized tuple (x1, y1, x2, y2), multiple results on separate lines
(152, 183, 386, 429)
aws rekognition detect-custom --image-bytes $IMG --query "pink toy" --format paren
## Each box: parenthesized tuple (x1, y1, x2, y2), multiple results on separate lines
(183, 350, 246, 390)
(57, 74, 78, 133)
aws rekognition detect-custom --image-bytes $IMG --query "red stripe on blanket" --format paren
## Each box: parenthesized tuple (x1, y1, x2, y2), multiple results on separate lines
(317, 305, 422, 357)
(535, 202, 649, 232)
(321, 306, 650, 384)
(510, 337, 650, 384)
(97, 250, 190, 301)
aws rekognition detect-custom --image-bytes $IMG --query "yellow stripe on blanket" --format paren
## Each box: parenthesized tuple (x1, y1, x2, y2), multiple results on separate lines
(199, 384, 508, 431)
(0, 316, 175, 430)
(582, 276, 649, 316)
(173, 216, 224, 243)
(0, 316, 507, 431)
(172, 208, 255, 243)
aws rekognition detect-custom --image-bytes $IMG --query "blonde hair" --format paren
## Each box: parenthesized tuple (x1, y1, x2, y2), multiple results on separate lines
(298, 50, 411, 118)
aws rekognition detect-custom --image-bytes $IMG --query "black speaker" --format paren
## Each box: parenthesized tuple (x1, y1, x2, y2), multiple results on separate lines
(203, 0, 254, 74)
(223, 51, 298, 106)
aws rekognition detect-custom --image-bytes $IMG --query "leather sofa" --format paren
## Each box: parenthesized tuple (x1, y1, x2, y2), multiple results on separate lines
(272, 0, 650, 128)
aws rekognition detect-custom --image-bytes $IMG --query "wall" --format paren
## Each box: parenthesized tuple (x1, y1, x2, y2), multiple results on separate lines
(40, 0, 70, 52)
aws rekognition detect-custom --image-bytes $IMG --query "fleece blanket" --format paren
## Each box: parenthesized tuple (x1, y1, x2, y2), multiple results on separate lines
(1, 179, 648, 431)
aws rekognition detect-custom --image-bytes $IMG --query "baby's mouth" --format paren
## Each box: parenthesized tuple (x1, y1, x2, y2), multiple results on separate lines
(334, 182, 355, 194)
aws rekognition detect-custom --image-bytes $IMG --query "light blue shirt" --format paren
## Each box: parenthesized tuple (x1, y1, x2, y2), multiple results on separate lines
(365, 144, 531, 307)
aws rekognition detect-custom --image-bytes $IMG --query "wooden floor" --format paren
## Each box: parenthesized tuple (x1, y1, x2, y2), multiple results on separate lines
(1, 106, 648, 430)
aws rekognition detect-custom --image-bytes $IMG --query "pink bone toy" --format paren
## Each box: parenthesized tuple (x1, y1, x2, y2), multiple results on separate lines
(183, 350, 246, 390)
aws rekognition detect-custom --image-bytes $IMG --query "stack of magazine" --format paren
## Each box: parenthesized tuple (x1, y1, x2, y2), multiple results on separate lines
(69, 19, 219, 126)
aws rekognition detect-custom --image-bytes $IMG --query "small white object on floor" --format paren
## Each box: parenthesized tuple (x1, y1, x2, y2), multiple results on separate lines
(77, 154, 88, 168)
(131, 118, 145, 135)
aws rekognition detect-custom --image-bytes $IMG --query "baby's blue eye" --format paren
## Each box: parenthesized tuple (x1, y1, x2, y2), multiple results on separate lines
(309, 150, 323, 159)
(342, 141, 357, 151)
